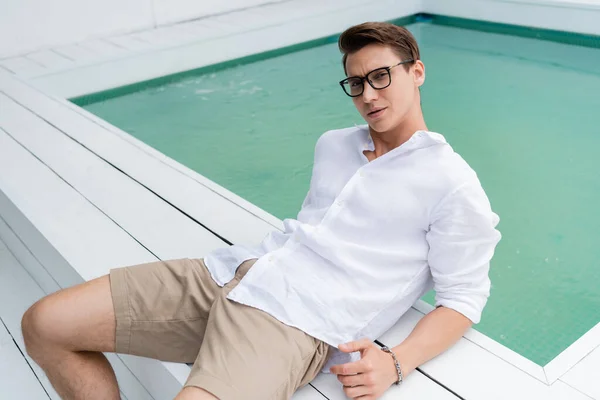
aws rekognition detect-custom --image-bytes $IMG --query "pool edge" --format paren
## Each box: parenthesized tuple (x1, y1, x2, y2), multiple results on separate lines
(70, 12, 600, 106)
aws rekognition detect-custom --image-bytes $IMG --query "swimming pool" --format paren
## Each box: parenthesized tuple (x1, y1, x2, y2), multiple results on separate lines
(75, 18, 600, 367)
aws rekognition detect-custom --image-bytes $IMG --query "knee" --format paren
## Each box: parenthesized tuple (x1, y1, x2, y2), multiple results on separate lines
(21, 295, 59, 355)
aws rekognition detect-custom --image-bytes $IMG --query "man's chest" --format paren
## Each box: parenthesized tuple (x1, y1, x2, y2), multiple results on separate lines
(310, 158, 439, 229)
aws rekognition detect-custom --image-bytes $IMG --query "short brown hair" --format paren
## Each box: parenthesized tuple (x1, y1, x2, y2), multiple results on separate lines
(338, 22, 420, 75)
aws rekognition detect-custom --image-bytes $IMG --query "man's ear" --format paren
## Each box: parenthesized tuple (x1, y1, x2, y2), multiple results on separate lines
(414, 60, 426, 87)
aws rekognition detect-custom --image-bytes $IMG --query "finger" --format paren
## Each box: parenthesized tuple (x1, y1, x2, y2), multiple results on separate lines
(337, 372, 365, 387)
(343, 383, 371, 399)
(339, 338, 373, 353)
(332, 360, 369, 375)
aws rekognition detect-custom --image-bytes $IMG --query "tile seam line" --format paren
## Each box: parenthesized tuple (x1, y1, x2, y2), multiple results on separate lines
(28, 81, 283, 230)
(373, 339, 464, 399)
(0, 213, 61, 293)
(0, 316, 52, 399)
(0, 121, 163, 262)
(0, 218, 158, 400)
(0, 91, 236, 246)
(556, 378, 595, 400)
(544, 338, 600, 383)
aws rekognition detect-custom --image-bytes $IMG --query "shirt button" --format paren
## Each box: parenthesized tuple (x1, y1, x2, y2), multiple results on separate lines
(336, 200, 343, 206)
(359, 171, 364, 177)
(268, 256, 274, 262)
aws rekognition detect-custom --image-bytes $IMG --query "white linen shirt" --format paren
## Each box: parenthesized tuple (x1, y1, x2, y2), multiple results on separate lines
(204, 125, 501, 372)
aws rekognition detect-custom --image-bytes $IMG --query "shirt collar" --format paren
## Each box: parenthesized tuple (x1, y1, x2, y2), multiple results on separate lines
(356, 124, 447, 153)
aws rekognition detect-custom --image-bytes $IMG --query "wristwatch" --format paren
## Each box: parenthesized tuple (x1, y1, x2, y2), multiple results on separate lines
(380, 345, 404, 386)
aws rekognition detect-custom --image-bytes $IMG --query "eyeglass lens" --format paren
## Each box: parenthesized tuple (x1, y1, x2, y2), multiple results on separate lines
(342, 68, 391, 97)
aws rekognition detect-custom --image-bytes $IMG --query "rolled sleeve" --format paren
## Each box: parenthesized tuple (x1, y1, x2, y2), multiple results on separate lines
(426, 180, 501, 324)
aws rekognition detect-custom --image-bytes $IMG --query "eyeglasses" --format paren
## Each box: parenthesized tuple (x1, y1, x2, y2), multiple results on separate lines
(339, 59, 415, 97)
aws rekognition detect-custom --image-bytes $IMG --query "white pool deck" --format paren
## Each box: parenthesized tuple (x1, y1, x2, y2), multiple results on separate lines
(1, 0, 599, 399)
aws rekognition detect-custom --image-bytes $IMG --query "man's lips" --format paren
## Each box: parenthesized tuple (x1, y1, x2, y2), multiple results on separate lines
(367, 107, 387, 118)
(368, 107, 386, 115)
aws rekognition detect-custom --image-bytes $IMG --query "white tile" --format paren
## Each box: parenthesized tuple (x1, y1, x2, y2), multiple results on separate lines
(210, 10, 273, 30)
(292, 384, 329, 399)
(251, 0, 346, 21)
(253, 0, 373, 22)
(167, 26, 208, 44)
(0, 238, 60, 400)
(26, 50, 74, 70)
(0, 92, 226, 263)
(106, 35, 156, 52)
(560, 344, 600, 399)
(0, 237, 62, 400)
(192, 17, 247, 35)
(0, 242, 47, 339)
(412, 299, 435, 314)
(0, 57, 48, 77)
(551, 380, 596, 400)
(0, 327, 49, 400)
(0, 214, 62, 295)
(246, 8, 307, 26)
(114, 354, 189, 399)
(128, 29, 167, 46)
(463, 327, 547, 383)
(545, 322, 600, 383)
(0, 318, 10, 344)
(177, 21, 227, 39)
(53, 44, 100, 64)
(80, 39, 129, 59)
(129, 26, 197, 47)
(0, 126, 154, 284)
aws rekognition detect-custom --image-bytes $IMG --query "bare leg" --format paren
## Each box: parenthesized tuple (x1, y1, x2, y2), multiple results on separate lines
(21, 276, 120, 400)
(175, 387, 219, 400)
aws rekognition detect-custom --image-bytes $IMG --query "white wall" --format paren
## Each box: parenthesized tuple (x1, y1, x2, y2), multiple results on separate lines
(2, 0, 599, 60)
(0, 0, 285, 59)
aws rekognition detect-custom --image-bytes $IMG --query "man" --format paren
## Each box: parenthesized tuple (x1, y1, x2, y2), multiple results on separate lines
(21, 21, 501, 400)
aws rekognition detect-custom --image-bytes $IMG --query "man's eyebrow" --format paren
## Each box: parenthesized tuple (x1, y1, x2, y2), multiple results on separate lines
(346, 65, 387, 78)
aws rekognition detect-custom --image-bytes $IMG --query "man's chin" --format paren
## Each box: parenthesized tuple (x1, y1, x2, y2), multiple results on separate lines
(367, 119, 391, 133)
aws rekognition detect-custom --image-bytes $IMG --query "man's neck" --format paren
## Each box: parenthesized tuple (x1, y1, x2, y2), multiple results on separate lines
(367, 114, 428, 160)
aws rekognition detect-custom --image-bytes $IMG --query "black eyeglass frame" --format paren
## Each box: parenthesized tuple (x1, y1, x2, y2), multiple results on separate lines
(339, 59, 415, 97)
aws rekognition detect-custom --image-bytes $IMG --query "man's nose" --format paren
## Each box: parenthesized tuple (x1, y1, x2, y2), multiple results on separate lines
(361, 82, 378, 103)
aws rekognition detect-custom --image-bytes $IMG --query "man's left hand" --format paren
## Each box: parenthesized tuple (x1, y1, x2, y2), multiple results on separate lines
(330, 338, 399, 400)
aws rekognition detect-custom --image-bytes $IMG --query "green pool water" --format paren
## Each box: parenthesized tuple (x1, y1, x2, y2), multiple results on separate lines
(77, 21, 600, 366)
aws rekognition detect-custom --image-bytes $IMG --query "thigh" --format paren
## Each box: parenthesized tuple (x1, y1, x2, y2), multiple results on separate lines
(110, 258, 220, 363)
(184, 260, 333, 400)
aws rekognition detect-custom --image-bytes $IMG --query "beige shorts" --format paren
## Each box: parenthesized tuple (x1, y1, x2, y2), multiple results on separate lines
(109, 258, 332, 399)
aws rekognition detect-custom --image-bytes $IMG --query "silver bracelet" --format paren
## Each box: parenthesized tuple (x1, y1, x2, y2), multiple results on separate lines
(380, 345, 404, 385)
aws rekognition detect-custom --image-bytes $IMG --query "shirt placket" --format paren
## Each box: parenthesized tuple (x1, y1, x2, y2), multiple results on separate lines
(318, 166, 368, 229)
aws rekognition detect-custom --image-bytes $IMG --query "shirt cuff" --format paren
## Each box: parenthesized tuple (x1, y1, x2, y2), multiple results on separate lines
(434, 296, 487, 324)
